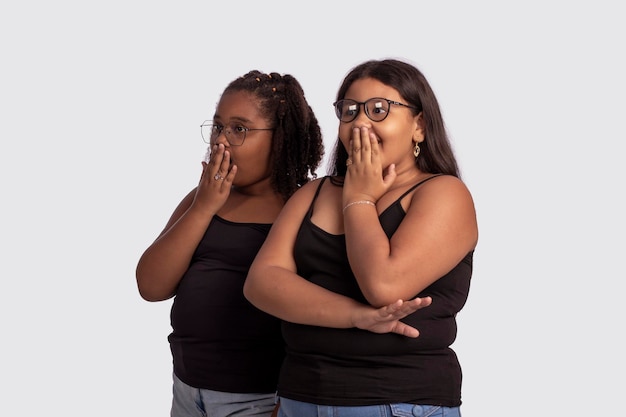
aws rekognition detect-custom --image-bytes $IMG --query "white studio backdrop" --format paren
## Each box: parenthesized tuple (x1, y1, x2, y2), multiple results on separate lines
(1, 1, 624, 416)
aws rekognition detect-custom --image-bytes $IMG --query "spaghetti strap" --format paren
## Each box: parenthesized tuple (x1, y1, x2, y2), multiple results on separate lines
(306, 176, 329, 217)
(397, 174, 444, 201)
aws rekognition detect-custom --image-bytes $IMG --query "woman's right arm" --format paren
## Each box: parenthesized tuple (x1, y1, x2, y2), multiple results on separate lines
(136, 146, 234, 301)
(243, 180, 431, 336)
(135, 188, 213, 301)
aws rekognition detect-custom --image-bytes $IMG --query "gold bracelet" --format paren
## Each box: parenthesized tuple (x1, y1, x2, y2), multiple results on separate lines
(343, 200, 376, 213)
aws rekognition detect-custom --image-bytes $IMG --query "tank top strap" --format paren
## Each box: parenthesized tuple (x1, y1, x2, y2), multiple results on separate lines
(306, 176, 329, 217)
(397, 174, 444, 201)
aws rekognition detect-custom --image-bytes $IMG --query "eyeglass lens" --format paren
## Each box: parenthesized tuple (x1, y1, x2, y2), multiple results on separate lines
(334, 98, 391, 122)
(201, 123, 246, 145)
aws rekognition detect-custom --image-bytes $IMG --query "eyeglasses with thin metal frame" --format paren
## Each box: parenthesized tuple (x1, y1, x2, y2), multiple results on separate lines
(200, 121, 275, 146)
(333, 97, 419, 123)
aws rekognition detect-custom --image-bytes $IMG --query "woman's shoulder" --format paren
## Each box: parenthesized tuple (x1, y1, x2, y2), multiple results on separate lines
(299, 175, 342, 192)
(409, 174, 475, 211)
(416, 174, 470, 192)
(286, 175, 341, 208)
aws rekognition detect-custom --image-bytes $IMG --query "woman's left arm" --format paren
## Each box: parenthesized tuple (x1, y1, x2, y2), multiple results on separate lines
(345, 174, 478, 307)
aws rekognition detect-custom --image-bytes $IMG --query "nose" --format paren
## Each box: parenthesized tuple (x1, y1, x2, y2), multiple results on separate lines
(212, 130, 230, 147)
(352, 107, 372, 128)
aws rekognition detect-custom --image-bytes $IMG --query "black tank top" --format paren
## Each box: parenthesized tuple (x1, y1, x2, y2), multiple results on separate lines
(169, 215, 284, 393)
(279, 176, 473, 406)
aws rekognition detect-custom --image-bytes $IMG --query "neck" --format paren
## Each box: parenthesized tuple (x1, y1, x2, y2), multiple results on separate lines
(387, 164, 427, 190)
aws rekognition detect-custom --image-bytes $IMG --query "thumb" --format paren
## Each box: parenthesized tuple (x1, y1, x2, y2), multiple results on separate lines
(383, 163, 397, 186)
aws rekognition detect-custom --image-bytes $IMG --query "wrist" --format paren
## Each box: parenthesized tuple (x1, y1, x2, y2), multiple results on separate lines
(343, 199, 376, 213)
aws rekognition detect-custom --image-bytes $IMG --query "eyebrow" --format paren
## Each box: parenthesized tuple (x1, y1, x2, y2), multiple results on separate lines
(212, 115, 256, 124)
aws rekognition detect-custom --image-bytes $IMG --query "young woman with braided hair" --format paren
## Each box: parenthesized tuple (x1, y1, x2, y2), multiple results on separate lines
(135, 70, 325, 417)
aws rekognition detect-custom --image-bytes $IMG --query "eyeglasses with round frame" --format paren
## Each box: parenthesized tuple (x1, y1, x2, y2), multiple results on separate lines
(200, 121, 275, 146)
(332, 97, 419, 123)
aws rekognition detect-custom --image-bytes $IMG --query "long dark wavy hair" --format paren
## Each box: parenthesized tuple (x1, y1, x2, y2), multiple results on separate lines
(328, 59, 460, 179)
(223, 70, 324, 201)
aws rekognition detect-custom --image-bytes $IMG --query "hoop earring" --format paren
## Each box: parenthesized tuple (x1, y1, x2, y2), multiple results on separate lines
(413, 142, 421, 158)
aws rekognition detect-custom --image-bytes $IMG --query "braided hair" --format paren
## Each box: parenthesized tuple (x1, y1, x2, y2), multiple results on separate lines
(223, 70, 324, 201)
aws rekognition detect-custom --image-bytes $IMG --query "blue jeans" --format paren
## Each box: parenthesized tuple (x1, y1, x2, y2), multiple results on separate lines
(171, 373, 277, 417)
(278, 397, 461, 417)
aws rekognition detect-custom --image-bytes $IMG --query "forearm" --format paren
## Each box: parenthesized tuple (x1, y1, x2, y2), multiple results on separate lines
(244, 265, 432, 337)
(343, 203, 394, 306)
(244, 266, 364, 328)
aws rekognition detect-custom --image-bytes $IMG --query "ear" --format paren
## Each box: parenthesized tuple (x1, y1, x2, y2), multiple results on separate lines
(412, 112, 425, 144)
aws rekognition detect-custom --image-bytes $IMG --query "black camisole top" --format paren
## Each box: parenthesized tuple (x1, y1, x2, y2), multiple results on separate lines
(279, 176, 473, 406)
